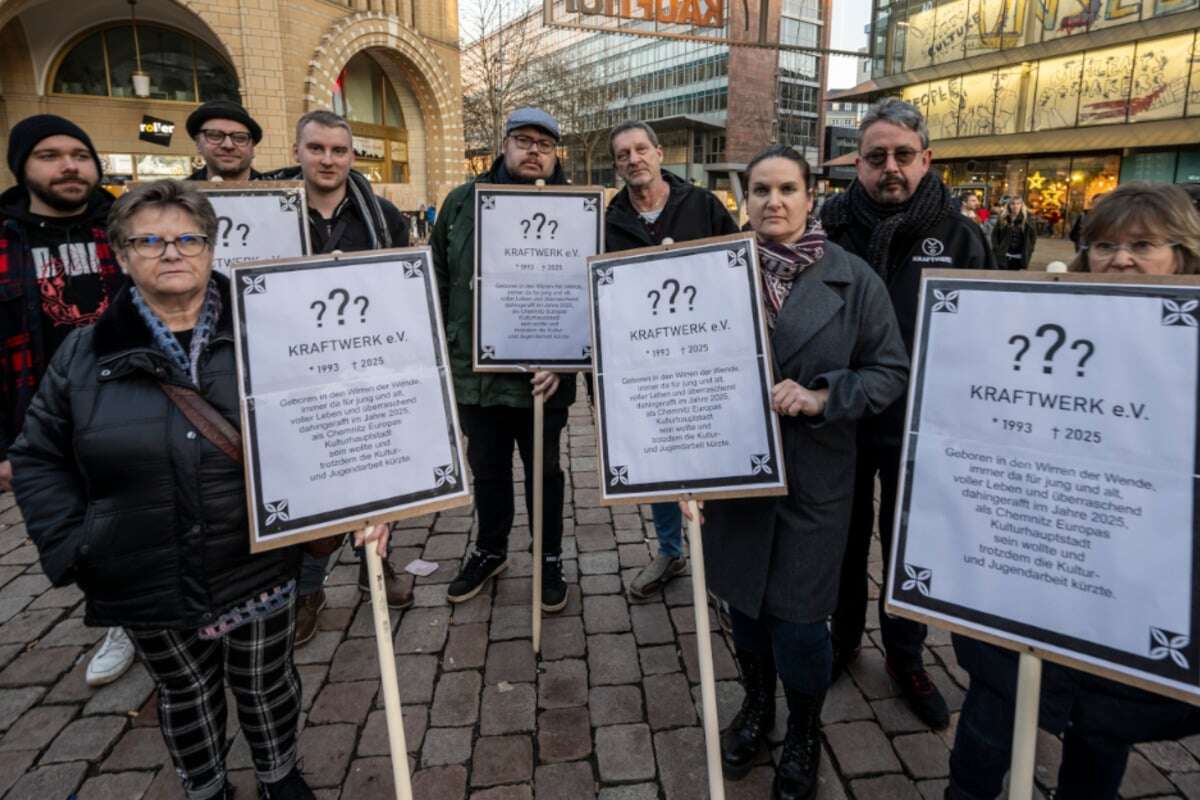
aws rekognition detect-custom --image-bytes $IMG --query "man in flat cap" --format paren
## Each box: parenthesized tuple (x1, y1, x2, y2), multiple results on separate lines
(431, 108, 573, 611)
(186, 100, 264, 182)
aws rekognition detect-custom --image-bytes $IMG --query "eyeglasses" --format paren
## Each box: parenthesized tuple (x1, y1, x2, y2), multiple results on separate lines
(198, 129, 253, 147)
(861, 147, 922, 168)
(1085, 240, 1178, 261)
(509, 134, 556, 154)
(125, 234, 210, 258)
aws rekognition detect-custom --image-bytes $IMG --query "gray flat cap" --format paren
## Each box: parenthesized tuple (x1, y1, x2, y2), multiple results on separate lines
(505, 107, 561, 141)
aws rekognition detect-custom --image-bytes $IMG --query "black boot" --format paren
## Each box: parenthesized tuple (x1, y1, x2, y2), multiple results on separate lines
(773, 689, 825, 800)
(721, 649, 777, 779)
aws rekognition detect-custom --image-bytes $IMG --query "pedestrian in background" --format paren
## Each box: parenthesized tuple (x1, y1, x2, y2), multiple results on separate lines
(991, 195, 1037, 269)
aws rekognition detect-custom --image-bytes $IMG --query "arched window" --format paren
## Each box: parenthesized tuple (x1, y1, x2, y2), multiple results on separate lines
(52, 23, 238, 103)
(330, 52, 411, 184)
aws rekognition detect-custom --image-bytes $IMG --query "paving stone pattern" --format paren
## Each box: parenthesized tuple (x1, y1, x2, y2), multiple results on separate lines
(0, 384, 1196, 798)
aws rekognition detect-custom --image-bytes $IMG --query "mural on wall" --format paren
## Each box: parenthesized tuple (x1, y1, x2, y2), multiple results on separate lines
(925, 78, 964, 139)
(1127, 32, 1194, 122)
(959, 70, 998, 136)
(891, 0, 1199, 71)
(1077, 45, 1134, 125)
(992, 65, 1026, 134)
(1033, 54, 1084, 130)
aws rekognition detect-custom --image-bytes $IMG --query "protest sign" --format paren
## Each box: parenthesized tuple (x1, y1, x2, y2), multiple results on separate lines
(473, 184, 604, 371)
(194, 181, 310, 276)
(587, 233, 788, 800)
(887, 271, 1200, 703)
(231, 248, 470, 554)
(588, 233, 786, 504)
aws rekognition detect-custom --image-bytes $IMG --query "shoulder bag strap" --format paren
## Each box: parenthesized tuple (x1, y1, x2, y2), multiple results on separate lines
(157, 382, 243, 464)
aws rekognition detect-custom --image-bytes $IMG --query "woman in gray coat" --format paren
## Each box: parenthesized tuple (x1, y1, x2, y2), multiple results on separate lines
(690, 145, 908, 800)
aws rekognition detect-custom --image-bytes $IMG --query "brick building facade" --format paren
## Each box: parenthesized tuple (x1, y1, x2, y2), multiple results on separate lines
(0, 0, 465, 208)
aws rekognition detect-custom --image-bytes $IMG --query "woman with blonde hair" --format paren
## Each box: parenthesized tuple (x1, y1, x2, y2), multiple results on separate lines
(1068, 181, 1200, 275)
(990, 194, 1037, 270)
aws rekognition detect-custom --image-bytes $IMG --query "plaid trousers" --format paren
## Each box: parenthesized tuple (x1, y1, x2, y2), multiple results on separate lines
(128, 598, 302, 800)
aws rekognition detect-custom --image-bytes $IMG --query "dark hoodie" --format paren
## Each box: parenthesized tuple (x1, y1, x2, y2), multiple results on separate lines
(0, 186, 123, 459)
(606, 170, 738, 252)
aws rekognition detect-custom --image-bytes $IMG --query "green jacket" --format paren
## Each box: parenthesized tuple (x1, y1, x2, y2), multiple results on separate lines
(431, 158, 577, 409)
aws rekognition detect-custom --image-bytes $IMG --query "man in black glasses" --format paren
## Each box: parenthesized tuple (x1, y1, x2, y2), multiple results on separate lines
(821, 98, 993, 731)
(186, 100, 264, 182)
(0, 114, 134, 687)
(432, 108, 574, 612)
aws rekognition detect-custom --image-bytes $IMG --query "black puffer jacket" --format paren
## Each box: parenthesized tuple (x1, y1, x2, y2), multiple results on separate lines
(10, 274, 299, 629)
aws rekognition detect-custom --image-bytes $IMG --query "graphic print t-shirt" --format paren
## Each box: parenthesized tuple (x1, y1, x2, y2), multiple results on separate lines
(27, 214, 112, 354)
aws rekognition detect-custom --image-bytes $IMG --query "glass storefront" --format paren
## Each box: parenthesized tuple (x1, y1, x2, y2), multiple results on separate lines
(332, 52, 411, 184)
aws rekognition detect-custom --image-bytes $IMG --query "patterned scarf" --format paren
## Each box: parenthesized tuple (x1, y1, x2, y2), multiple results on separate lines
(758, 219, 827, 328)
(820, 172, 955, 280)
(130, 279, 223, 386)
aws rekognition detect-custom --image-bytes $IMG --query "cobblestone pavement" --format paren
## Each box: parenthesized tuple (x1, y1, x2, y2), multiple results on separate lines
(0, 387, 1198, 799)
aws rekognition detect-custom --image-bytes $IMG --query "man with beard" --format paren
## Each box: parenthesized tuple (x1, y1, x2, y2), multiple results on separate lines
(820, 98, 993, 730)
(433, 108, 573, 612)
(185, 100, 264, 182)
(0, 115, 134, 687)
(605, 120, 738, 598)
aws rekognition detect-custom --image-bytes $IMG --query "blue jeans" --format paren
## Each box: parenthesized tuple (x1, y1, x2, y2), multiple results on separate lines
(729, 606, 832, 695)
(651, 502, 683, 558)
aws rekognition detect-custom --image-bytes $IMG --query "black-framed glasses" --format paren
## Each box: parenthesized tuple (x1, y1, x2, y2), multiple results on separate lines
(509, 134, 556, 154)
(199, 129, 253, 147)
(861, 147, 922, 168)
(125, 234, 210, 258)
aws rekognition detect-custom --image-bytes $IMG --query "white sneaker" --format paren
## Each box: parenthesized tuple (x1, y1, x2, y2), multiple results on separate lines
(86, 627, 135, 687)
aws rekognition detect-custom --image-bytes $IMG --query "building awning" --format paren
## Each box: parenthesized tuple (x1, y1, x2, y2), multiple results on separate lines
(647, 114, 726, 133)
(928, 118, 1200, 161)
(824, 151, 857, 168)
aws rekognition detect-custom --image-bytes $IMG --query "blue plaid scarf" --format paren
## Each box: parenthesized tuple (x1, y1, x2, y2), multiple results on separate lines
(130, 279, 222, 385)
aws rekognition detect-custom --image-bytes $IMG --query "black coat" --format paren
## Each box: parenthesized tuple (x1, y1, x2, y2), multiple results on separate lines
(702, 243, 909, 623)
(823, 198, 993, 447)
(954, 636, 1200, 743)
(990, 213, 1038, 269)
(10, 275, 299, 629)
(606, 170, 738, 250)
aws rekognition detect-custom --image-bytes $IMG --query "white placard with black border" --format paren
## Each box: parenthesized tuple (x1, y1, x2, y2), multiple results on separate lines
(193, 181, 311, 277)
(588, 233, 787, 504)
(887, 270, 1200, 703)
(231, 248, 471, 553)
(473, 184, 605, 371)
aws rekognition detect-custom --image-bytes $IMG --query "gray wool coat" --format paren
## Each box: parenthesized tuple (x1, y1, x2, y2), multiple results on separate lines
(701, 241, 909, 624)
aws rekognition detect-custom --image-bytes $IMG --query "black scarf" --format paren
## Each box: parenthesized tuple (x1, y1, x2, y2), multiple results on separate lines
(821, 173, 954, 279)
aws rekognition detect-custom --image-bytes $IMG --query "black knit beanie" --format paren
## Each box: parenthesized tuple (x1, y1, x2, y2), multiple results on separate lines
(6, 114, 103, 185)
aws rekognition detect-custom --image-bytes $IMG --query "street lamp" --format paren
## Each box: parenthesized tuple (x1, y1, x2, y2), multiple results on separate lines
(128, 0, 151, 98)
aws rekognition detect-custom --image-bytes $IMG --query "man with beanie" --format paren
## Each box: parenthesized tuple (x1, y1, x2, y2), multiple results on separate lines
(0, 114, 135, 687)
(186, 100, 264, 182)
(433, 108, 573, 611)
(820, 98, 993, 731)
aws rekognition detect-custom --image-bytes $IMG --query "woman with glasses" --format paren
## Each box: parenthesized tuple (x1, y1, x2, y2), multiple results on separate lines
(9, 181, 388, 800)
(947, 181, 1200, 800)
(989, 195, 1037, 270)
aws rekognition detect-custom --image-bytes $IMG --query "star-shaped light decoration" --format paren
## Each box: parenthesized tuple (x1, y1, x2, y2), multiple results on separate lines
(1026, 171, 1047, 190)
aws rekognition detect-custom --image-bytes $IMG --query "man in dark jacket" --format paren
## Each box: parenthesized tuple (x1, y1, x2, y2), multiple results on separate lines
(282, 110, 411, 643)
(432, 108, 573, 612)
(0, 114, 133, 687)
(606, 120, 739, 598)
(185, 100, 265, 182)
(820, 98, 994, 731)
(272, 110, 408, 253)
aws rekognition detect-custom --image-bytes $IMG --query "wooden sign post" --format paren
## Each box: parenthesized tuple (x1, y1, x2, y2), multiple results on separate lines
(886, 271, 1200, 799)
(231, 248, 471, 799)
(193, 181, 311, 276)
(588, 233, 787, 799)
(474, 183, 604, 653)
